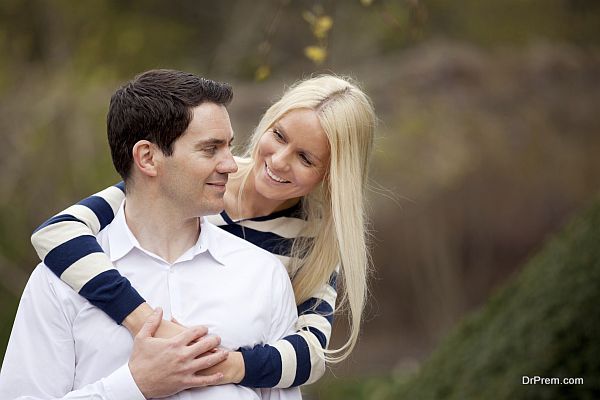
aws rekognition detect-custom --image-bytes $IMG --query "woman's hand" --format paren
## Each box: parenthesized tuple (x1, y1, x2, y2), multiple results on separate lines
(155, 317, 187, 338)
(199, 351, 245, 385)
(122, 302, 155, 336)
(122, 303, 191, 339)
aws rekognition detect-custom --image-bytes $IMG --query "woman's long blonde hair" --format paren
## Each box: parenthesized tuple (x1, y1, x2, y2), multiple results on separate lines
(239, 74, 376, 363)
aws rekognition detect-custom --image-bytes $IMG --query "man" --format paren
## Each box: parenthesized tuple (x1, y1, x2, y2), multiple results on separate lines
(0, 70, 300, 399)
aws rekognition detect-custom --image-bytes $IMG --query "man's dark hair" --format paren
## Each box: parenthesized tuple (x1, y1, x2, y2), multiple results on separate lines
(107, 69, 233, 180)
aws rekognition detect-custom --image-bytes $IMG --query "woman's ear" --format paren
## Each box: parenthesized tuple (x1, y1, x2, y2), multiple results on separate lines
(132, 140, 159, 177)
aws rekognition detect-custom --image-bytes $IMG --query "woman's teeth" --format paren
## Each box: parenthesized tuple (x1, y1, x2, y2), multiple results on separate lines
(266, 165, 289, 183)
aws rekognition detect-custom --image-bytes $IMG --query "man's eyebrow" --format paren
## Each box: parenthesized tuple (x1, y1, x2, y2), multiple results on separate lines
(195, 137, 232, 147)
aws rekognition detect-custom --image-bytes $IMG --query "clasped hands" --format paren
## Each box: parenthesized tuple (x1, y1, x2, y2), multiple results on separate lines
(126, 305, 245, 398)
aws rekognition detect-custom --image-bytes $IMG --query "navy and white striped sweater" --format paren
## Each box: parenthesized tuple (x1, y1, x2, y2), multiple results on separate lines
(31, 182, 337, 388)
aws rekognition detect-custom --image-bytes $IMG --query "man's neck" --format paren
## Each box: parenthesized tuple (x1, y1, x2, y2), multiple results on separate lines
(124, 192, 200, 264)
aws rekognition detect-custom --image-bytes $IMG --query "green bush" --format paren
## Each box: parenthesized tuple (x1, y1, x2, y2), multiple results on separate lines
(314, 199, 600, 399)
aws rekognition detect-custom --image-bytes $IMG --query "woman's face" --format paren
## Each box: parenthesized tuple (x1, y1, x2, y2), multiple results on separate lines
(253, 108, 330, 202)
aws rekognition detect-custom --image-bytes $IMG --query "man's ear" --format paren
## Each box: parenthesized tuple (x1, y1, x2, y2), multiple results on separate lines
(132, 140, 159, 177)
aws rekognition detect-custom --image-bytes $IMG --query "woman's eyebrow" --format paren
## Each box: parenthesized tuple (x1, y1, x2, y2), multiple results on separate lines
(276, 122, 323, 164)
(273, 122, 287, 136)
(304, 150, 322, 164)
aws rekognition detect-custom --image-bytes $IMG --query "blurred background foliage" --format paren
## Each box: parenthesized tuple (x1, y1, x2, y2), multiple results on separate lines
(1, 0, 599, 398)
(316, 199, 600, 399)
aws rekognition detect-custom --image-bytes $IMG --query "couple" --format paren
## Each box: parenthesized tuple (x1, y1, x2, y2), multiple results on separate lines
(0, 69, 376, 399)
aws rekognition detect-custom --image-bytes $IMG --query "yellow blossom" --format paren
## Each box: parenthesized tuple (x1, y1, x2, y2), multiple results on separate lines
(255, 65, 271, 81)
(304, 45, 327, 64)
(313, 15, 333, 39)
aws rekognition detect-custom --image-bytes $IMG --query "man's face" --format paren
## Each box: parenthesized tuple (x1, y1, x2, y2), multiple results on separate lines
(157, 102, 237, 217)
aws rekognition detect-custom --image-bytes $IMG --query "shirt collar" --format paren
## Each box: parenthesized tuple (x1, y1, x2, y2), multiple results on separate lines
(106, 203, 226, 266)
(192, 217, 228, 266)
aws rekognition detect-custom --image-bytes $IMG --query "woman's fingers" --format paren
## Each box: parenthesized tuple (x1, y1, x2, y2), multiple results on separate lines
(188, 371, 224, 388)
(174, 325, 209, 346)
(191, 350, 228, 371)
(187, 334, 221, 358)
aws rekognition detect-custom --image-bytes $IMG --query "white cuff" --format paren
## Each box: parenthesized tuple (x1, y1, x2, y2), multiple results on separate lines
(103, 363, 146, 400)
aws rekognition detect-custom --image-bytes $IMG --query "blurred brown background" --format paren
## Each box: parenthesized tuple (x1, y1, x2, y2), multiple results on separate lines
(1, 0, 599, 392)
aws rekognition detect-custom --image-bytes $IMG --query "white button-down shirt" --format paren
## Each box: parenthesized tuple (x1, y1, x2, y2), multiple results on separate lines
(0, 204, 301, 400)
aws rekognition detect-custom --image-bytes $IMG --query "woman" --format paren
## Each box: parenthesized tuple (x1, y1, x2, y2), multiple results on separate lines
(31, 74, 376, 389)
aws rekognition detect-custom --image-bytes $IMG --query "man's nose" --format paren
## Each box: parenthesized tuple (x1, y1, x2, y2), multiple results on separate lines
(218, 148, 238, 174)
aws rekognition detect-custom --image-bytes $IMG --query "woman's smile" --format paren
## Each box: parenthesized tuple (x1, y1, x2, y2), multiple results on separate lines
(265, 162, 291, 184)
(253, 108, 329, 202)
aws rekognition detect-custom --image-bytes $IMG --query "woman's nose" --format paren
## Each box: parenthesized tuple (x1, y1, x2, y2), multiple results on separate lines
(271, 148, 290, 171)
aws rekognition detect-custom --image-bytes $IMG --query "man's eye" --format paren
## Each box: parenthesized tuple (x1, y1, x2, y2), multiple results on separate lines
(203, 147, 217, 154)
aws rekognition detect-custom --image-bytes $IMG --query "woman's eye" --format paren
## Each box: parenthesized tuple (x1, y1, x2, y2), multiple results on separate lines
(273, 129, 284, 141)
(300, 154, 312, 166)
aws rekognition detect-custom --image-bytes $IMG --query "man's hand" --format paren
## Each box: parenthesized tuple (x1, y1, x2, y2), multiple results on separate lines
(128, 308, 228, 398)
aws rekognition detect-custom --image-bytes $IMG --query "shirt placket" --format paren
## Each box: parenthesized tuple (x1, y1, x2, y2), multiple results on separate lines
(168, 262, 183, 323)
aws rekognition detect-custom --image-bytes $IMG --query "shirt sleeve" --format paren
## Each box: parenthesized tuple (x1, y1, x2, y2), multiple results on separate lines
(30, 182, 145, 323)
(239, 268, 338, 389)
(0, 266, 146, 400)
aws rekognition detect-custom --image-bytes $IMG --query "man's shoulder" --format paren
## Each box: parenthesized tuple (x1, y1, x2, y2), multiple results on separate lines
(29, 263, 60, 286)
(29, 263, 86, 305)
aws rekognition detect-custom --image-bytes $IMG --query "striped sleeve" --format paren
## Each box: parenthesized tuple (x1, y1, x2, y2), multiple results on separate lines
(30, 182, 145, 323)
(239, 269, 338, 388)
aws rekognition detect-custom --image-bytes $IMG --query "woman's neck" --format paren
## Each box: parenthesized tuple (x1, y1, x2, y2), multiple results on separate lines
(224, 169, 299, 221)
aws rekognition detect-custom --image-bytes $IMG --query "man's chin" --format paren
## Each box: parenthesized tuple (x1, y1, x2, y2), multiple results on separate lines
(200, 203, 225, 217)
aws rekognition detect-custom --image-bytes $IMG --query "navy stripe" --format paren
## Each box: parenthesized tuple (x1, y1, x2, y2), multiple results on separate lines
(221, 202, 304, 223)
(115, 181, 126, 192)
(219, 210, 235, 224)
(297, 297, 334, 323)
(77, 196, 115, 231)
(44, 235, 104, 276)
(239, 344, 283, 388)
(307, 327, 327, 348)
(328, 271, 338, 289)
(245, 202, 304, 221)
(79, 269, 145, 323)
(33, 214, 85, 234)
(284, 334, 312, 386)
(218, 224, 297, 256)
